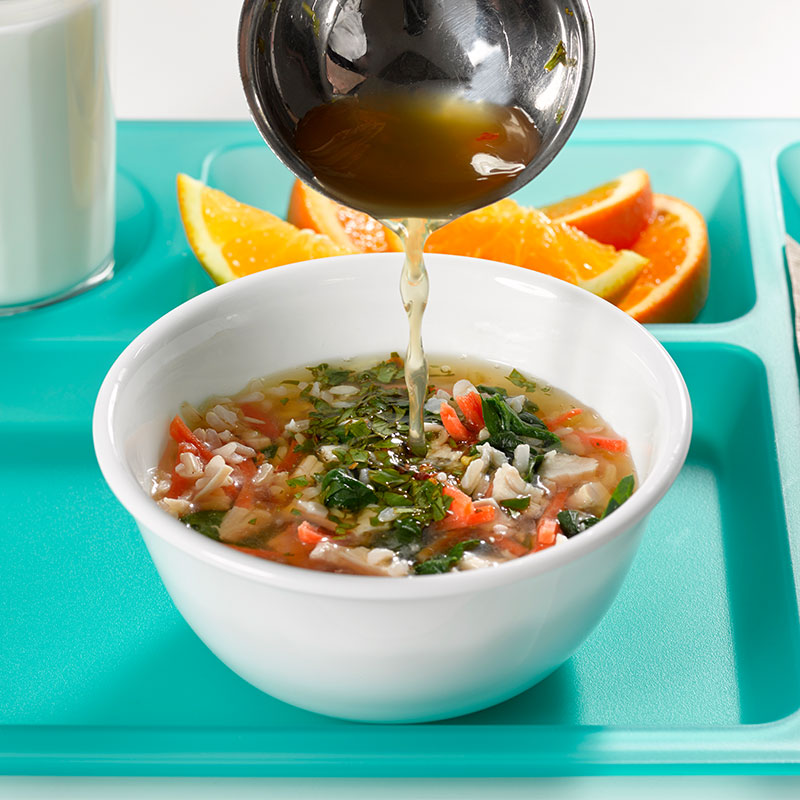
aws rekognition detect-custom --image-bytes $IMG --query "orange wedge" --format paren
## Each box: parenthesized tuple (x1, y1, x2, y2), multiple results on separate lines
(543, 169, 653, 249)
(617, 194, 710, 323)
(287, 180, 402, 253)
(425, 198, 648, 300)
(177, 174, 352, 283)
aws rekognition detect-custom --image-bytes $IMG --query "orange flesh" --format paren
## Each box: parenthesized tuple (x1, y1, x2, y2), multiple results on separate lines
(618, 209, 690, 309)
(335, 205, 398, 253)
(543, 180, 617, 218)
(426, 199, 625, 284)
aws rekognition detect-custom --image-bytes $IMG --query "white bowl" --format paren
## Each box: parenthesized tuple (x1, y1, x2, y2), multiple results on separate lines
(93, 253, 691, 723)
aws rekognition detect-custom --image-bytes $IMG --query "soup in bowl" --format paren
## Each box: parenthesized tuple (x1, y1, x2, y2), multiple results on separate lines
(93, 253, 690, 722)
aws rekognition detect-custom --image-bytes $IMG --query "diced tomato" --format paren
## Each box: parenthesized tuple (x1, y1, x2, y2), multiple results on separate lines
(239, 402, 282, 439)
(297, 520, 326, 545)
(576, 431, 628, 453)
(439, 403, 472, 442)
(454, 391, 485, 431)
(545, 408, 582, 430)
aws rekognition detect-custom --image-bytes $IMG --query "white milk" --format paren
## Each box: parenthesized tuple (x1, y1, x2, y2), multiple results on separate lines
(0, 0, 114, 312)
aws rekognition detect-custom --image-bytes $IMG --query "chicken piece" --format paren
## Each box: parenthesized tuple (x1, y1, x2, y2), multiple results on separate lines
(491, 463, 545, 505)
(457, 551, 501, 570)
(310, 541, 411, 576)
(218, 506, 272, 543)
(539, 452, 598, 488)
(566, 480, 610, 515)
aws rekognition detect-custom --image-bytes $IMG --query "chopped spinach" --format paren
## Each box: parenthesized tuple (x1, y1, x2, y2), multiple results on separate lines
(556, 475, 635, 537)
(500, 496, 531, 512)
(319, 468, 377, 512)
(481, 394, 560, 446)
(603, 475, 635, 517)
(477, 384, 508, 397)
(260, 443, 279, 459)
(557, 509, 599, 537)
(414, 539, 481, 575)
(179, 510, 226, 541)
(507, 368, 538, 393)
(487, 431, 523, 457)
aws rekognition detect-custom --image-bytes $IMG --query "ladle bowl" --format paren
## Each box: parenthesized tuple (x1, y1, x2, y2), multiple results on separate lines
(238, 0, 595, 216)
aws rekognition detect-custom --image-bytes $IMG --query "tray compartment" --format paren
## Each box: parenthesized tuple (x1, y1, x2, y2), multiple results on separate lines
(460, 343, 800, 727)
(778, 142, 800, 241)
(203, 140, 756, 325)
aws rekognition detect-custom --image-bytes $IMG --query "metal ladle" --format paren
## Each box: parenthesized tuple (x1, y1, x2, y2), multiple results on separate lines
(238, 0, 595, 216)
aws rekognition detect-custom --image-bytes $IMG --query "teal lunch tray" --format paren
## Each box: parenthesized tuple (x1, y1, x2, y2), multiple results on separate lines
(3, 120, 800, 776)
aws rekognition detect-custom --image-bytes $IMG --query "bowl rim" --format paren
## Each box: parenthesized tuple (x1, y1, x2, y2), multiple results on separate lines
(93, 253, 691, 600)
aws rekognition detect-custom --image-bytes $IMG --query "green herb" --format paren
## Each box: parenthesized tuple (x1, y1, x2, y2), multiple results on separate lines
(507, 368, 538, 393)
(179, 510, 226, 541)
(372, 518, 424, 558)
(481, 394, 560, 446)
(544, 40, 567, 71)
(500, 496, 531, 512)
(280, 397, 289, 405)
(260, 443, 278, 459)
(290, 508, 302, 517)
(319, 468, 377, 512)
(603, 475, 635, 517)
(282, 379, 300, 386)
(527, 452, 545, 480)
(307, 363, 353, 388)
(555, 105, 565, 124)
(286, 476, 310, 488)
(556, 475, 635, 537)
(415, 539, 481, 575)
(557, 509, 599, 537)
(248, 518, 257, 525)
(487, 431, 523, 457)
(477, 384, 508, 397)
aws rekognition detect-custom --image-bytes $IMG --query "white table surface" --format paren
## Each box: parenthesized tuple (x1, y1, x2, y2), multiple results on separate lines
(6, 0, 800, 796)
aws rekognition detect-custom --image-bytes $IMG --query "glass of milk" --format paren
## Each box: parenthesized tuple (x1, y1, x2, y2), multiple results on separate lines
(0, 0, 114, 314)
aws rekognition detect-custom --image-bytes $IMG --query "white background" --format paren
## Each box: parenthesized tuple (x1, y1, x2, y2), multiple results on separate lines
(6, 0, 800, 796)
(113, 0, 800, 120)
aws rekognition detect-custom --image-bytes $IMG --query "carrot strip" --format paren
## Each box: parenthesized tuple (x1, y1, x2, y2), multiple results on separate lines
(169, 415, 214, 460)
(234, 458, 258, 508)
(297, 520, 326, 545)
(545, 408, 582, 430)
(441, 483, 473, 519)
(454, 391, 485, 431)
(276, 439, 304, 473)
(535, 489, 569, 550)
(439, 403, 472, 442)
(494, 535, 529, 557)
(239, 402, 282, 438)
(438, 501, 496, 531)
(576, 431, 628, 453)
